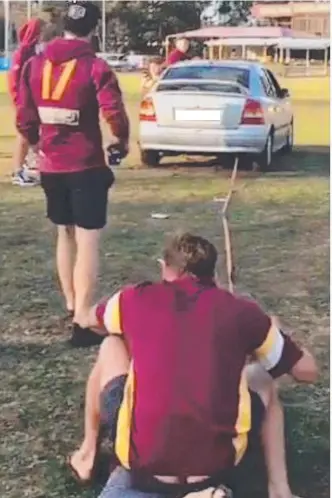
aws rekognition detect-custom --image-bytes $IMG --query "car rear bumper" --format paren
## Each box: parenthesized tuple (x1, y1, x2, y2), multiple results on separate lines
(139, 123, 269, 154)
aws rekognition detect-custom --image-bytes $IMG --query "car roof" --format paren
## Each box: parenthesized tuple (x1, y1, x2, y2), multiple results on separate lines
(167, 59, 261, 71)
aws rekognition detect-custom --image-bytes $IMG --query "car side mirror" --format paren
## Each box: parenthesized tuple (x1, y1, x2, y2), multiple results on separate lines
(280, 88, 290, 98)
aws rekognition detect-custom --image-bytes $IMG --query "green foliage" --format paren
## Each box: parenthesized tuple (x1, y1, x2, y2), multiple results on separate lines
(202, 1, 253, 26)
(104, 1, 204, 52)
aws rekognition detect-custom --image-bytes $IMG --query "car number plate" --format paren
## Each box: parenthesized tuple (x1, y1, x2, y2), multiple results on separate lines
(175, 109, 221, 122)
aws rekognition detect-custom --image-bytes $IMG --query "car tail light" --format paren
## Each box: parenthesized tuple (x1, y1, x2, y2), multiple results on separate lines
(139, 97, 156, 122)
(241, 98, 265, 125)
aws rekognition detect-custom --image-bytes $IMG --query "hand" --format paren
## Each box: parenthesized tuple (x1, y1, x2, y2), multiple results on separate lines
(118, 140, 129, 158)
(113, 137, 129, 155)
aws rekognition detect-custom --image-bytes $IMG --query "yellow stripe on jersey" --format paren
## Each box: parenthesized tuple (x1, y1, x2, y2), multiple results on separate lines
(51, 59, 77, 101)
(232, 369, 251, 464)
(255, 324, 285, 371)
(41, 60, 52, 100)
(41, 59, 77, 101)
(115, 363, 135, 468)
(103, 291, 123, 334)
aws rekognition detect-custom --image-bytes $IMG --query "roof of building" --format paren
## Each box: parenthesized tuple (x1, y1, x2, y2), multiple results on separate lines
(169, 26, 318, 40)
(206, 37, 279, 47)
(206, 37, 330, 49)
(277, 37, 330, 50)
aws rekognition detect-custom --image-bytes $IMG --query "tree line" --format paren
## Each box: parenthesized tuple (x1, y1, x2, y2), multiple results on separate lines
(1, 1, 253, 53)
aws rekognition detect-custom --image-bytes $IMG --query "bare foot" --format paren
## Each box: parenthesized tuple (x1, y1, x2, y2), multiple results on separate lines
(68, 446, 96, 483)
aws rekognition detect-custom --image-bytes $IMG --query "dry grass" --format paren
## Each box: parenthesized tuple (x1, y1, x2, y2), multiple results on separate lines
(0, 76, 329, 498)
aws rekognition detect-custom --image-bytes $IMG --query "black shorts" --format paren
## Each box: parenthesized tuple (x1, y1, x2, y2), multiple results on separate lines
(40, 167, 114, 230)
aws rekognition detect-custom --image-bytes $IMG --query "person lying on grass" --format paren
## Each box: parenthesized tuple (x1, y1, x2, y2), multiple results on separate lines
(69, 232, 318, 498)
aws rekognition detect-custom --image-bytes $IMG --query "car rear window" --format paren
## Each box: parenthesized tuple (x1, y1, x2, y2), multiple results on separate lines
(163, 65, 250, 88)
(157, 82, 246, 94)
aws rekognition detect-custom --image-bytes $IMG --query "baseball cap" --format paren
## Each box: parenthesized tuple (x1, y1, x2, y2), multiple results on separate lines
(64, 1, 101, 37)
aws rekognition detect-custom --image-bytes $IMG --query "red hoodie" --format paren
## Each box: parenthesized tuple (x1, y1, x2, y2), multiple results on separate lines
(8, 18, 42, 106)
(16, 38, 129, 174)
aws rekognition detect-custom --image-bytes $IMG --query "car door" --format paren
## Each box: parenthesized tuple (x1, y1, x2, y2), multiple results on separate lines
(265, 69, 292, 149)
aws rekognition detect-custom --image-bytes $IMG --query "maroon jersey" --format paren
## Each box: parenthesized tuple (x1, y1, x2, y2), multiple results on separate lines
(166, 48, 189, 66)
(16, 37, 129, 173)
(97, 277, 303, 476)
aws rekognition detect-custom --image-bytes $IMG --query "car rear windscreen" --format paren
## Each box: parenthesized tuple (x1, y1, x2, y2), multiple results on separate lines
(156, 82, 246, 94)
(163, 65, 250, 88)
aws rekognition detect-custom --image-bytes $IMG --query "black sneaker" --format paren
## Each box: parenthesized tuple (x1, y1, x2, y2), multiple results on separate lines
(69, 323, 106, 348)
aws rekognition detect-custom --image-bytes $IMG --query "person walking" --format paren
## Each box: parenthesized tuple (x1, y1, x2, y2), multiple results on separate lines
(16, 1, 129, 347)
(9, 17, 44, 186)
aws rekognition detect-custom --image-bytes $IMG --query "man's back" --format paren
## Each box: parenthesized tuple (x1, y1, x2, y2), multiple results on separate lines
(106, 277, 271, 475)
(17, 37, 129, 173)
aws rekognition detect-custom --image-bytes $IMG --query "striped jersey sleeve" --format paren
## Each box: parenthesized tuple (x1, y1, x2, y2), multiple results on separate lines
(95, 291, 123, 335)
(238, 297, 303, 378)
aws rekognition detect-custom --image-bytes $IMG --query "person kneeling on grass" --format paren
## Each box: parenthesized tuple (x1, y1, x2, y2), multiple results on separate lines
(68, 232, 318, 498)
(16, 1, 129, 348)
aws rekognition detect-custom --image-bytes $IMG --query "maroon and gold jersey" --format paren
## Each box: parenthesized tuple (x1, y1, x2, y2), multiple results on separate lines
(97, 277, 302, 476)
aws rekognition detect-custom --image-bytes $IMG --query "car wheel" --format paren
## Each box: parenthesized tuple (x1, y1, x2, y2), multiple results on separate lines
(284, 120, 294, 154)
(257, 131, 274, 171)
(141, 150, 160, 167)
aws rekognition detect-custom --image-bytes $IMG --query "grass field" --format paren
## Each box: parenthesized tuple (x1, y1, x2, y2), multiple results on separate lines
(0, 73, 330, 498)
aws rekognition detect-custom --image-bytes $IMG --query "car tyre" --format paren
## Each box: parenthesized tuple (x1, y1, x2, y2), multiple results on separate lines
(283, 120, 294, 154)
(257, 131, 274, 171)
(141, 150, 160, 167)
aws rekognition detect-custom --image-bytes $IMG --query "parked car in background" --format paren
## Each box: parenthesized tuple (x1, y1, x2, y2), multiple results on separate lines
(96, 52, 135, 71)
(126, 53, 149, 70)
(139, 60, 294, 170)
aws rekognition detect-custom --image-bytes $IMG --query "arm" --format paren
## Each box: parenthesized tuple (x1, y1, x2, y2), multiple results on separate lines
(79, 291, 123, 335)
(8, 47, 26, 106)
(239, 298, 318, 383)
(16, 59, 40, 146)
(8, 61, 20, 106)
(92, 59, 130, 152)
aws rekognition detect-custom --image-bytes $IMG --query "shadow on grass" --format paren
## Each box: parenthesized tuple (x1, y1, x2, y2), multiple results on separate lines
(272, 146, 330, 177)
(155, 145, 330, 179)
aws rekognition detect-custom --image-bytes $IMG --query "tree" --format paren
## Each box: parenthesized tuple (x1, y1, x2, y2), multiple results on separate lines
(104, 1, 205, 53)
(202, 1, 253, 27)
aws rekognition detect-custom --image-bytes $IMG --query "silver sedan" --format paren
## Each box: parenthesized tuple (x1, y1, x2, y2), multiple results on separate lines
(139, 60, 294, 170)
